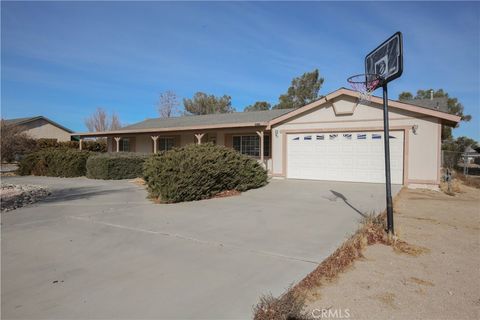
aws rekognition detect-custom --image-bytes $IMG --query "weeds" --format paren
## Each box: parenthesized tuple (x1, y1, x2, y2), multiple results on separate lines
(253, 288, 312, 320)
(456, 173, 480, 189)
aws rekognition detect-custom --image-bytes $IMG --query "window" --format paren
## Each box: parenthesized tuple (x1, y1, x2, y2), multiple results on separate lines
(159, 137, 175, 151)
(232, 135, 270, 157)
(119, 138, 130, 152)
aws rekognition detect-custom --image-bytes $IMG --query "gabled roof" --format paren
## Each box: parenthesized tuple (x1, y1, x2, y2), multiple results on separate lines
(73, 88, 462, 137)
(75, 109, 294, 136)
(122, 108, 293, 130)
(268, 88, 461, 128)
(3, 116, 73, 133)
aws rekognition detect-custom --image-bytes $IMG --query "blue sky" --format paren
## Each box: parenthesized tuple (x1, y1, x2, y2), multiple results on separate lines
(1, 1, 479, 139)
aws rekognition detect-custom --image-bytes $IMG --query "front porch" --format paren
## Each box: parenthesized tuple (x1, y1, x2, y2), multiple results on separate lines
(78, 127, 273, 171)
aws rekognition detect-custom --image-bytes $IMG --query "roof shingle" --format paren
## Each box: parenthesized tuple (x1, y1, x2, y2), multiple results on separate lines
(122, 109, 294, 130)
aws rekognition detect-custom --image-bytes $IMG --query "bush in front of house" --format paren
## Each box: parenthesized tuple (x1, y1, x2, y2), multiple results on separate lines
(36, 138, 107, 152)
(143, 143, 268, 203)
(86, 152, 148, 180)
(17, 148, 91, 177)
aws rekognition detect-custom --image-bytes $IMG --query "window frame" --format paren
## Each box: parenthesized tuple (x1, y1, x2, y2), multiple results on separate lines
(232, 134, 270, 158)
(158, 136, 175, 152)
(119, 138, 130, 152)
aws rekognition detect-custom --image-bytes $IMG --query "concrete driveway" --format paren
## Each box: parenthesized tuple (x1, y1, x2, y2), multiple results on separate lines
(1, 176, 401, 319)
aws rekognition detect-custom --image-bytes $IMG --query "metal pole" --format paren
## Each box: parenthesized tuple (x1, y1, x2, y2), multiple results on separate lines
(382, 84, 394, 235)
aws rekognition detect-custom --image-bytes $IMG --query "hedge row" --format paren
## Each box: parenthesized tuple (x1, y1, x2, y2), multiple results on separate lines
(36, 138, 107, 152)
(86, 152, 148, 180)
(18, 149, 145, 179)
(18, 144, 269, 202)
(143, 143, 268, 203)
(17, 148, 91, 177)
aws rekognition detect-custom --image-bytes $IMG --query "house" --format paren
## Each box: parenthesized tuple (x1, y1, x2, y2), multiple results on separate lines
(73, 88, 461, 187)
(4, 116, 74, 142)
(464, 146, 480, 164)
(406, 97, 449, 113)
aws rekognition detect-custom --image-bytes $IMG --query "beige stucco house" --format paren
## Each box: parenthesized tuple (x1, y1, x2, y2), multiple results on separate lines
(74, 88, 460, 188)
(5, 116, 73, 142)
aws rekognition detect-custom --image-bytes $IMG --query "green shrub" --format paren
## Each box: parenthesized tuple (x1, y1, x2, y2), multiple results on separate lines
(143, 143, 268, 203)
(36, 138, 107, 152)
(17, 148, 91, 177)
(17, 152, 41, 176)
(86, 152, 148, 180)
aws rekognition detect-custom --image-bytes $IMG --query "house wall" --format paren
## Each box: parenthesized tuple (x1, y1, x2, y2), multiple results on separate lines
(21, 119, 71, 141)
(271, 97, 441, 185)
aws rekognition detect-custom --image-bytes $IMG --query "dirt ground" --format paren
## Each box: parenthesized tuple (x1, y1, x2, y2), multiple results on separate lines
(306, 185, 480, 320)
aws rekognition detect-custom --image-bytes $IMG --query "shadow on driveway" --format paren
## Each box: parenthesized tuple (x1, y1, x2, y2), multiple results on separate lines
(329, 190, 367, 218)
(42, 186, 129, 204)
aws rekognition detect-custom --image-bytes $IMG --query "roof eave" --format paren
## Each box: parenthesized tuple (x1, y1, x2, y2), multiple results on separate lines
(72, 121, 269, 138)
(267, 88, 461, 128)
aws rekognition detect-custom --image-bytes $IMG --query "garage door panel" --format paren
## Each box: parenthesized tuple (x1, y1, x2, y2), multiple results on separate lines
(287, 131, 404, 184)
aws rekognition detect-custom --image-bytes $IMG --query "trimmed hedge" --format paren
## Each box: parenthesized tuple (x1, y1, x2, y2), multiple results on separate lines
(86, 152, 148, 180)
(36, 138, 107, 152)
(17, 148, 91, 177)
(143, 143, 268, 203)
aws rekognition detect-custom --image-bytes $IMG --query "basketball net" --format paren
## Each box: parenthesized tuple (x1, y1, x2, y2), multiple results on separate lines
(347, 74, 382, 104)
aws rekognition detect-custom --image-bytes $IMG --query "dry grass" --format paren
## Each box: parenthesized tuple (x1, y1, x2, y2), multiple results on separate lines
(439, 179, 462, 195)
(253, 288, 312, 320)
(293, 214, 387, 293)
(409, 277, 435, 287)
(373, 292, 397, 309)
(213, 189, 241, 198)
(253, 189, 429, 319)
(129, 178, 146, 186)
(390, 238, 430, 256)
(456, 173, 480, 189)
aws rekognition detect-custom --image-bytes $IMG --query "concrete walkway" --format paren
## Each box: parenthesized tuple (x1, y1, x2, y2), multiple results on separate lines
(1, 176, 401, 319)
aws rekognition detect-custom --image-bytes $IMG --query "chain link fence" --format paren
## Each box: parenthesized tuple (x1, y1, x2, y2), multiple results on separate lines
(442, 150, 480, 176)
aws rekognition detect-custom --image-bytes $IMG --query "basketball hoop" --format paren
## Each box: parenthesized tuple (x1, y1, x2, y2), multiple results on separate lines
(347, 73, 383, 104)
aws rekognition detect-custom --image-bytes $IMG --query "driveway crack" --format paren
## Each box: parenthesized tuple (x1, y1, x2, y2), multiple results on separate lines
(68, 216, 320, 265)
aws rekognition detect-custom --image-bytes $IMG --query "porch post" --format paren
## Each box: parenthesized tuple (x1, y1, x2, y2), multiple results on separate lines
(195, 133, 205, 145)
(114, 137, 121, 152)
(79, 138, 83, 151)
(256, 130, 264, 163)
(151, 136, 159, 153)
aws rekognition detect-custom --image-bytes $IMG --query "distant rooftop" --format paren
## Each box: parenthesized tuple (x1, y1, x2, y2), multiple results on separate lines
(3, 116, 73, 133)
(122, 108, 294, 130)
(402, 97, 449, 113)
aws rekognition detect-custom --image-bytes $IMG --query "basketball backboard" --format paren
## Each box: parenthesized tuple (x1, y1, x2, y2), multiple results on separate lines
(365, 31, 403, 84)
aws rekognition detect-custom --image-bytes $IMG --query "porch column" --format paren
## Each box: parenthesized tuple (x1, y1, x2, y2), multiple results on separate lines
(151, 136, 159, 153)
(256, 130, 264, 163)
(195, 133, 205, 145)
(79, 138, 83, 151)
(114, 137, 121, 152)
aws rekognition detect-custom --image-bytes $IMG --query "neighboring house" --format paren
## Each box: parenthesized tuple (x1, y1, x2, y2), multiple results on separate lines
(464, 146, 480, 164)
(4, 116, 73, 142)
(74, 88, 460, 187)
(404, 97, 449, 113)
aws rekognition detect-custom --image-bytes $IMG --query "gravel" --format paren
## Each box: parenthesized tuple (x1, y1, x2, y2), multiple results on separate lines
(1, 184, 50, 212)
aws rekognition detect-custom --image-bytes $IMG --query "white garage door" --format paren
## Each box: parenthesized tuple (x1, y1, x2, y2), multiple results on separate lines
(287, 131, 404, 184)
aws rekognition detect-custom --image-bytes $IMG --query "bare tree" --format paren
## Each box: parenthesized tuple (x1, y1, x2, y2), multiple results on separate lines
(157, 91, 179, 118)
(110, 113, 122, 130)
(84, 108, 122, 132)
(0, 120, 37, 162)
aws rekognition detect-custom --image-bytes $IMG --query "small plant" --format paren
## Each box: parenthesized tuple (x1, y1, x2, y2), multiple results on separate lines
(143, 143, 268, 203)
(86, 152, 148, 180)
